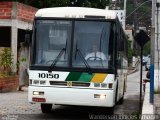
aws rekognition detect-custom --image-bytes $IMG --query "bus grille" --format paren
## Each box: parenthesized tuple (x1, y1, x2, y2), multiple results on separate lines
(49, 81, 90, 87)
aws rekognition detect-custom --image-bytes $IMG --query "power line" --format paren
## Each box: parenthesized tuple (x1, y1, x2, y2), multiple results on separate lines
(126, 0, 151, 19)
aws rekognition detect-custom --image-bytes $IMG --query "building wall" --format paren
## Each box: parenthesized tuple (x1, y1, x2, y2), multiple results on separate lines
(17, 2, 37, 22)
(0, 2, 12, 19)
(0, 2, 37, 23)
(0, 2, 38, 73)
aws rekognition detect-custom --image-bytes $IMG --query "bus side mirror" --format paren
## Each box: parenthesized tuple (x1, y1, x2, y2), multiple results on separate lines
(25, 33, 32, 45)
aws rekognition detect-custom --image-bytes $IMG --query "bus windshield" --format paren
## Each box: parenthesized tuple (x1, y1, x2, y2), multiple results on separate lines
(73, 21, 113, 69)
(33, 19, 114, 69)
(34, 20, 72, 67)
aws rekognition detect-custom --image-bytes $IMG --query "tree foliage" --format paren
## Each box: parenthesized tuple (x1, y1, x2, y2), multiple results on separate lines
(2, 0, 151, 60)
(0, 48, 13, 75)
(126, 0, 151, 26)
(143, 40, 151, 56)
(128, 40, 133, 60)
(2, 0, 109, 9)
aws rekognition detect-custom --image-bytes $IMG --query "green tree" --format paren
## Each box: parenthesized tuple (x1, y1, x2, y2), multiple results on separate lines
(126, 0, 151, 27)
(0, 48, 13, 75)
(2, 0, 110, 9)
(128, 40, 133, 60)
(143, 40, 150, 56)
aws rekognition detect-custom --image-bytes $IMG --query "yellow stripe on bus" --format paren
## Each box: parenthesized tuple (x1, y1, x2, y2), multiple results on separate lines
(91, 74, 107, 83)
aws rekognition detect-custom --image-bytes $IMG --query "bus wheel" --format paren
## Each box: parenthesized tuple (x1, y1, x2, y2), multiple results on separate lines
(115, 81, 118, 104)
(41, 104, 52, 113)
(107, 107, 114, 114)
(118, 81, 125, 105)
(118, 96, 124, 104)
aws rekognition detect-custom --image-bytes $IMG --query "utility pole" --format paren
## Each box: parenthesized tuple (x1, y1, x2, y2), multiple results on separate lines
(151, 0, 156, 65)
(150, 0, 159, 104)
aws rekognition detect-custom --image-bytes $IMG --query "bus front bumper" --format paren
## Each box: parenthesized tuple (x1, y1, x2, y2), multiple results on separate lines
(28, 86, 115, 107)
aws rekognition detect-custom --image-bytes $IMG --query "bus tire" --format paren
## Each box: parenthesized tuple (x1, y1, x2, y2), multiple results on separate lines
(41, 103, 52, 113)
(108, 107, 114, 114)
(118, 81, 125, 105)
(115, 81, 118, 104)
(118, 96, 124, 104)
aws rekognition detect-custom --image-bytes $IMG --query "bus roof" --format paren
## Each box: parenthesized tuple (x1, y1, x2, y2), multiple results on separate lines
(35, 7, 117, 19)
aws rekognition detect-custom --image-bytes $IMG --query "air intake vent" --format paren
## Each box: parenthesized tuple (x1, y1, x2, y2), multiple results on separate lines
(50, 81, 67, 86)
(50, 81, 90, 87)
(85, 15, 105, 19)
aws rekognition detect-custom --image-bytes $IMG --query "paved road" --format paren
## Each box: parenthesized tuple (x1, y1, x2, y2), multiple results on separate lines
(114, 66, 147, 115)
(0, 67, 147, 120)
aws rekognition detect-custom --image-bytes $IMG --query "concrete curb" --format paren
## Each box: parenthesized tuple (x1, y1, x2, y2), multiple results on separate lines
(141, 83, 155, 120)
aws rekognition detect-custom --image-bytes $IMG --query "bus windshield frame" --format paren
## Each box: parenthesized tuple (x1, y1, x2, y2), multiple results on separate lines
(30, 18, 116, 73)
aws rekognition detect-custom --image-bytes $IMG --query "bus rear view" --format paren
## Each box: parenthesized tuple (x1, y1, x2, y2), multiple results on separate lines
(28, 7, 128, 113)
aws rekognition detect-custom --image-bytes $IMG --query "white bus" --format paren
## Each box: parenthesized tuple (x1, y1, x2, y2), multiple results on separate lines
(28, 7, 128, 113)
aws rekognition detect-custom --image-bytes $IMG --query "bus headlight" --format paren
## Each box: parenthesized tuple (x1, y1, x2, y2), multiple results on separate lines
(33, 91, 39, 95)
(93, 83, 113, 89)
(33, 91, 44, 95)
(33, 80, 39, 85)
(40, 80, 46, 85)
(32, 80, 46, 85)
(94, 94, 106, 99)
(101, 83, 107, 88)
(94, 83, 100, 87)
(100, 94, 106, 99)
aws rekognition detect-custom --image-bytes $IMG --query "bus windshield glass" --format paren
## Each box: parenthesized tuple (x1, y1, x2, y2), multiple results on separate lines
(73, 21, 113, 69)
(34, 20, 72, 67)
(33, 19, 114, 69)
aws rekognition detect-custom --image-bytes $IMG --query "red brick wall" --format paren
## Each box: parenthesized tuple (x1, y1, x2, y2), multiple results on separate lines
(0, 76, 19, 92)
(0, 2, 12, 19)
(17, 2, 38, 22)
(0, 2, 38, 23)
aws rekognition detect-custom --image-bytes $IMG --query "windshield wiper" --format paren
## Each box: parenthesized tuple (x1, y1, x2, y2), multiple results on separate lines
(76, 49, 92, 74)
(48, 48, 66, 72)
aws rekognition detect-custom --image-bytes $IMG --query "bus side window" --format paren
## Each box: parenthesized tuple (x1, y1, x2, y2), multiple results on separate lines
(116, 52, 122, 68)
(116, 25, 123, 69)
(118, 28, 124, 51)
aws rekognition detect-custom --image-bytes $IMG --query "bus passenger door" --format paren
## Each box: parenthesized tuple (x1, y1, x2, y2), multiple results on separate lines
(116, 52, 124, 99)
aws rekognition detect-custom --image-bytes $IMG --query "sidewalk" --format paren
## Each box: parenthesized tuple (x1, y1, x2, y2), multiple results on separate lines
(154, 94, 160, 119)
(141, 83, 160, 120)
(127, 62, 160, 120)
(127, 63, 139, 75)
